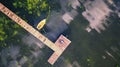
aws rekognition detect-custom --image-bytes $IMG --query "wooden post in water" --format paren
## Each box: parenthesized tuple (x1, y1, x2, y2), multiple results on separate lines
(0, 3, 71, 65)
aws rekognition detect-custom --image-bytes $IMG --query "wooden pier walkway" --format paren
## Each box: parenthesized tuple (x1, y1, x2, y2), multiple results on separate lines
(0, 3, 71, 65)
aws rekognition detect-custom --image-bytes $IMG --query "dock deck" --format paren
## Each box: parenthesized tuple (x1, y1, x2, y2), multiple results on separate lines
(0, 3, 71, 65)
(48, 35, 71, 64)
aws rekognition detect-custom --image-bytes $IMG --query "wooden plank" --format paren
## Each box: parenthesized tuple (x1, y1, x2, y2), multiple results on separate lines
(48, 35, 71, 65)
(48, 52, 60, 65)
(0, 3, 71, 65)
(55, 35, 71, 51)
(0, 3, 62, 53)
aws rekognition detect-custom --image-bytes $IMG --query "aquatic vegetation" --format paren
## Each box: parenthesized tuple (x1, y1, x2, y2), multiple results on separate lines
(13, 0, 49, 16)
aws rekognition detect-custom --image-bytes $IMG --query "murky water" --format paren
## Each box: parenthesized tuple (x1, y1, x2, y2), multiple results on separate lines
(0, 0, 120, 67)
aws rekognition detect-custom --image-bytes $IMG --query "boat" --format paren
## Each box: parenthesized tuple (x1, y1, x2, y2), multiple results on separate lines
(36, 19, 46, 30)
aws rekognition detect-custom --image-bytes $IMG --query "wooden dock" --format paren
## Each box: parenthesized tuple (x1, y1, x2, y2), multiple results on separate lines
(48, 35, 71, 64)
(0, 3, 71, 65)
